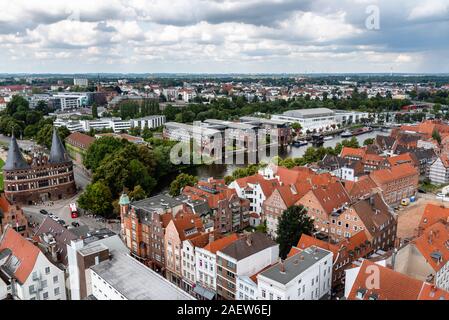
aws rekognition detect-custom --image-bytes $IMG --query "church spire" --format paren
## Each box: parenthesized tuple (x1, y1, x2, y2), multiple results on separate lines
(3, 132, 30, 170)
(49, 128, 68, 163)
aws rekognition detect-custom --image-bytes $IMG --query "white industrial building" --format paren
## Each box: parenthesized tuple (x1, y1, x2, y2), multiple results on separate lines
(53, 92, 91, 110)
(131, 115, 166, 130)
(90, 251, 194, 300)
(73, 78, 89, 87)
(272, 108, 336, 132)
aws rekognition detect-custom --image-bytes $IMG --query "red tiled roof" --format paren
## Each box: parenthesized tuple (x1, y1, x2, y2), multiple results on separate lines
(419, 204, 449, 230)
(344, 176, 378, 200)
(347, 260, 424, 300)
(413, 222, 449, 272)
(0, 227, 40, 284)
(309, 182, 350, 214)
(172, 212, 204, 241)
(418, 283, 449, 300)
(341, 147, 366, 159)
(203, 233, 239, 254)
(66, 132, 95, 149)
(183, 180, 238, 209)
(235, 174, 280, 198)
(369, 163, 418, 184)
(387, 153, 416, 167)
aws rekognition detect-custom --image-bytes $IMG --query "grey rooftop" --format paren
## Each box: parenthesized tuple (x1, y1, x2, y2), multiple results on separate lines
(258, 246, 332, 285)
(90, 252, 195, 300)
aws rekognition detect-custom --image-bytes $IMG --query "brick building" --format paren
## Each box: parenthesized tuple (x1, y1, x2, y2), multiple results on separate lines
(65, 132, 95, 165)
(164, 212, 204, 291)
(183, 178, 250, 233)
(3, 130, 76, 205)
(119, 193, 187, 273)
(369, 163, 419, 207)
(297, 181, 351, 236)
(0, 193, 28, 237)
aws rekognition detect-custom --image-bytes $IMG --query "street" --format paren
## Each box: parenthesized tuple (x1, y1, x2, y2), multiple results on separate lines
(23, 194, 120, 234)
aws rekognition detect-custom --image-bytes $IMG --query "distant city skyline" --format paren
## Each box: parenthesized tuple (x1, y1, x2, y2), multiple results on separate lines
(0, 0, 449, 74)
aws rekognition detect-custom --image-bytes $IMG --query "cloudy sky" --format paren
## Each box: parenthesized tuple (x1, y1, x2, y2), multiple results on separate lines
(0, 0, 448, 74)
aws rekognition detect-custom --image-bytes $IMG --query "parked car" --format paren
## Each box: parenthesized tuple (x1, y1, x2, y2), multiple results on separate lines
(40, 209, 49, 215)
(71, 222, 80, 227)
(58, 220, 66, 226)
(417, 188, 427, 194)
(436, 193, 445, 200)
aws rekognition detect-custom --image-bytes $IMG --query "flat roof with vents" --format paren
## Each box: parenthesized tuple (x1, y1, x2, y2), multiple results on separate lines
(258, 246, 332, 285)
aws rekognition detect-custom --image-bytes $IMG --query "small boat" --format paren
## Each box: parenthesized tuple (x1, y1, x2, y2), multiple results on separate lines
(323, 136, 333, 141)
(293, 140, 308, 147)
(341, 130, 353, 138)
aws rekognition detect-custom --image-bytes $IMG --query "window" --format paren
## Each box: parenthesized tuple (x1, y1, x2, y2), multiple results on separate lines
(53, 276, 59, 284)
(262, 290, 266, 298)
(41, 280, 48, 289)
(54, 287, 60, 296)
(43, 292, 49, 300)
(45, 267, 50, 274)
(29, 285, 35, 295)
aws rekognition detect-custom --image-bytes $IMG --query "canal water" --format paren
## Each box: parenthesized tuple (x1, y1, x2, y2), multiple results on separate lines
(155, 129, 390, 192)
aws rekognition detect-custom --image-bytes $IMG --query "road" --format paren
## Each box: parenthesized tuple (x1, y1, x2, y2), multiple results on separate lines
(23, 194, 120, 234)
(0, 134, 39, 152)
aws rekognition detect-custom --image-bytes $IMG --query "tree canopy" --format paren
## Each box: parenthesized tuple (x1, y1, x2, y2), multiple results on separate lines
(169, 173, 198, 196)
(276, 205, 315, 259)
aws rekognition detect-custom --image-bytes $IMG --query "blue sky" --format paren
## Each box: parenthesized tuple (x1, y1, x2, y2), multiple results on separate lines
(0, 0, 448, 73)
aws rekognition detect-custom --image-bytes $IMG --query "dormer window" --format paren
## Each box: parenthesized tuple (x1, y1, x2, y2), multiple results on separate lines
(356, 288, 367, 299)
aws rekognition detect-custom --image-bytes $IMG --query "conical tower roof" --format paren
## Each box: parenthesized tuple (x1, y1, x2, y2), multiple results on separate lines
(49, 128, 68, 163)
(3, 132, 30, 170)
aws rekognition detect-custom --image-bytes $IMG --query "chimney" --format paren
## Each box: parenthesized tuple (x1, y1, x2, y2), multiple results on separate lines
(279, 260, 285, 273)
(246, 234, 253, 246)
(209, 232, 214, 244)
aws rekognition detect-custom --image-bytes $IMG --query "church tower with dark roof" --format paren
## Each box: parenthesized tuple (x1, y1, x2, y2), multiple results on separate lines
(3, 132, 30, 171)
(3, 129, 76, 205)
(49, 128, 69, 163)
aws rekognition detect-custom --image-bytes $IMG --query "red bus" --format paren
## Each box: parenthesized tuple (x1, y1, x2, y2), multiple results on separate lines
(69, 203, 78, 219)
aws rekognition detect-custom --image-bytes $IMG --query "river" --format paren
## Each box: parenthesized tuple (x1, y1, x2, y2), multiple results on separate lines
(156, 128, 390, 192)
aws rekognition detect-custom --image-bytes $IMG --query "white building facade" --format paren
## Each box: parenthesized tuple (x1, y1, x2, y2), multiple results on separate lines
(257, 247, 332, 300)
(429, 157, 449, 185)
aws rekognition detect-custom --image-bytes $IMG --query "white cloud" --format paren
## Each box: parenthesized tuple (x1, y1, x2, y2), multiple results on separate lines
(0, 0, 446, 73)
(408, 0, 449, 20)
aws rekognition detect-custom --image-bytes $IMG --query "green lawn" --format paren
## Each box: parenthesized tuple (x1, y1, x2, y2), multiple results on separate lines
(0, 158, 4, 191)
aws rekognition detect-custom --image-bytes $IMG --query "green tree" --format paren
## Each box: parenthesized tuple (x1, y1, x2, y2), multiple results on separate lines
(128, 185, 147, 201)
(433, 129, 442, 145)
(291, 122, 302, 132)
(92, 102, 99, 119)
(363, 138, 374, 146)
(169, 173, 198, 196)
(78, 181, 113, 217)
(84, 136, 127, 170)
(36, 125, 70, 148)
(276, 205, 315, 259)
(6, 95, 29, 115)
(255, 220, 267, 233)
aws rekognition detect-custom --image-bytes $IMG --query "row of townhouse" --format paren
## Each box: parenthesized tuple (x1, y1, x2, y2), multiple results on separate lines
(229, 163, 399, 251)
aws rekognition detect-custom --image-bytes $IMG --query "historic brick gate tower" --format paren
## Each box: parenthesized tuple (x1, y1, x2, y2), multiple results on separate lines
(3, 129, 77, 205)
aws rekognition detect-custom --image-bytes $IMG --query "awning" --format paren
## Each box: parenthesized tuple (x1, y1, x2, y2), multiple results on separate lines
(193, 284, 215, 300)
